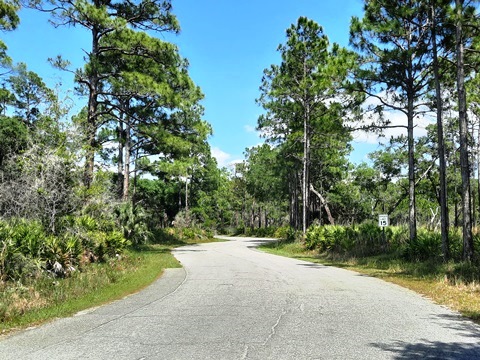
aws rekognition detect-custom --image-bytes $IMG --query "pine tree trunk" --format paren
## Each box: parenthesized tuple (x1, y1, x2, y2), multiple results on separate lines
(456, 0, 474, 261)
(85, 85, 97, 189)
(477, 121, 480, 227)
(258, 206, 262, 228)
(84, 27, 100, 189)
(290, 170, 300, 229)
(123, 118, 131, 201)
(289, 177, 295, 227)
(405, 27, 417, 242)
(431, 3, 449, 260)
(470, 121, 476, 225)
(302, 111, 309, 236)
(117, 117, 124, 199)
(407, 102, 417, 242)
(185, 177, 189, 213)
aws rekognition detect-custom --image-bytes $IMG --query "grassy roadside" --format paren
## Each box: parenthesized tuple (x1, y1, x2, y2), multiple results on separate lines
(259, 241, 480, 323)
(0, 237, 219, 335)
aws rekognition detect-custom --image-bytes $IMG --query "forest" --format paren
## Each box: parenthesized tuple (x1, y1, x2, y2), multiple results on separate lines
(1, 0, 480, 289)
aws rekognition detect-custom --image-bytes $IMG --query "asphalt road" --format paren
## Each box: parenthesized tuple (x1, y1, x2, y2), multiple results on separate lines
(1, 236, 480, 359)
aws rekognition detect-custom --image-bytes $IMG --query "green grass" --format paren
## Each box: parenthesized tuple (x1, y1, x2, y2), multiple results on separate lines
(0, 237, 219, 335)
(260, 240, 480, 323)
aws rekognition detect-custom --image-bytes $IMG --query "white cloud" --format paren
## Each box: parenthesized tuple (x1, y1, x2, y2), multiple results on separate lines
(352, 110, 434, 145)
(244, 124, 256, 133)
(350, 92, 435, 145)
(211, 147, 243, 168)
(211, 147, 231, 167)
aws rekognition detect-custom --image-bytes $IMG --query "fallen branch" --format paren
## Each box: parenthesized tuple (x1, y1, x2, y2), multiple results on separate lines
(310, 184, 335, 225)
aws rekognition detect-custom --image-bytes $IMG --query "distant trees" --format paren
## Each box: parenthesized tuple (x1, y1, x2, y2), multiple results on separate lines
(257, 17, 357, 237)
(3, 0, 480, 269)
(345, 0, 480, 261)
(0, 1, 219, 247)
(350, 0, 434, 243)
(213, 3, 475, 264)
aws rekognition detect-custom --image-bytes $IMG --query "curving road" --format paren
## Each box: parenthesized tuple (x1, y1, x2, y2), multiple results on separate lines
(1, 236, 480, 359)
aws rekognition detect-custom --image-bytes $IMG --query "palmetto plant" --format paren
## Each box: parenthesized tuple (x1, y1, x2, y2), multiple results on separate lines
(0, 236, 18, 281)
(0, 219, 44, 280)
(115, 203, 152, 245)
(0, 214, 131, 281)
(11, 219, 45, 259)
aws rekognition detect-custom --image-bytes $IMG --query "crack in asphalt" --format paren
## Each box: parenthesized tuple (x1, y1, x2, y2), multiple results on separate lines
(241, 344, 250, 359)
(262, 308, 288, 346)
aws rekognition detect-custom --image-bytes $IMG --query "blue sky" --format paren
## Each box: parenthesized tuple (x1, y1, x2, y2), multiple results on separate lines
(4, 0, 382, 168)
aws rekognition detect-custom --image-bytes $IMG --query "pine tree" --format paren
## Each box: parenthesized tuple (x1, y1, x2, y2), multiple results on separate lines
(30, 0, 179, 188)
(258, 17, 356, 235)
(350, 0, 433, 242)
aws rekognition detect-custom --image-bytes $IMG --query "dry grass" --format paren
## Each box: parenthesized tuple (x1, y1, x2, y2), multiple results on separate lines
(387, 277, 480, 321)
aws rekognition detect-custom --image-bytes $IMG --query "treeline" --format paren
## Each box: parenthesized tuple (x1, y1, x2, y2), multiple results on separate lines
(0, 0, 227, 282)
(218, 1, 480, 264)
(3, 0, 480, 283)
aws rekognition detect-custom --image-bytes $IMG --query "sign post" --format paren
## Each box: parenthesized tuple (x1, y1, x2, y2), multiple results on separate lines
(378, 214, 389, 227)
(378, 214, 389, 248)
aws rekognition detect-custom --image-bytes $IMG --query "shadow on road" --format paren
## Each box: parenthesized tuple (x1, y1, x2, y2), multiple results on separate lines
(371, 340, 480, 359)
(245, 238, 278, 249)
(431, 313, 480, 339)
(296, 263, 329, 269)
(174, 249, 206, 252)
(372, 311, 480, 359)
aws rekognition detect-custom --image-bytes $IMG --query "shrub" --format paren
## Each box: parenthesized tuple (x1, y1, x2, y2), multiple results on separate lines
(356, 221, 385, 255)
(446, 261, 480, 284)
(158, 227, 215, 243)
(274, 226, 299, 243)
(305, 225, 325, 250)
(150, 227, 182, 245)
(337, 226, 356, 253)
(401, 229, 442, 261)
(105, 231, 131, 257)
(173, 211, 191, 229)
(0, 219, 46, 281)
(44, 235, 72, 277)
(248, 227, 276, 238)
(0, 240, 37, 281)
(114, 203, 152, 245)
(388, 226, 409, 251)
(304, 222, 409, 257)
(450, 228, 464, 261)
(10, 219, 45, 259)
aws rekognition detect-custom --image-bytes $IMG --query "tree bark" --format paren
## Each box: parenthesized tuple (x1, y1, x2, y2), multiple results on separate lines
(290, 169, 300, 229)
(302, 106, 310, 236)
(407, 108, 417, 242)
(477, 121, 480, 227)
(431, 2, 449, 260)
(123, 117, 131, 201)
(84, 27, 100, 189)
(117, 114, 124, 199)
(406, 41, 417, 242)
(456, 0, 474, 261)
(84, 87, 97, 189)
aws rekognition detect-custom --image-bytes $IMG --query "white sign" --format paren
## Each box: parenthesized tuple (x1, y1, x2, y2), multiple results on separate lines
(378, 214, 389, 227)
